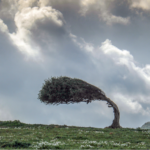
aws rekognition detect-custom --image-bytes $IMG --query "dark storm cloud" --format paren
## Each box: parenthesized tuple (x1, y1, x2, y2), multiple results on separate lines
(110, 0, 132, 17)
(0, 0, 17, 33)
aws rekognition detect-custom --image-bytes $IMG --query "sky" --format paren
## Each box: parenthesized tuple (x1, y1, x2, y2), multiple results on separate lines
(1, 0, 150, 129)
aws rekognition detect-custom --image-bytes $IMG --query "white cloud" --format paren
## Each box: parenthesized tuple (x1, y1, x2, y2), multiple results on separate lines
(100, 39, 134, 65)
(0, 19, 9, 33)
(101, 13, 130, 25)
(113, 93, 150, 115)
(129, 0, 150, 11)
(79, 0, 96, 16)
(38, 0, 51, 7)
(15, 7, 63, 30)
(100, 39, 150, 84)
(81, 0, 96, 6)
(8, 6, 64, 62)
(0, 0, 65, 63)
(99, 40, 150, 115)
(9, 32, 42, 62)
(17, 0, 38, 11)
(70, 33, 94, 52)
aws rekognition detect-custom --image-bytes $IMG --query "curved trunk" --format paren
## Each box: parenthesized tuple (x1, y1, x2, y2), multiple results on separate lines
(103, 97, 122, 129)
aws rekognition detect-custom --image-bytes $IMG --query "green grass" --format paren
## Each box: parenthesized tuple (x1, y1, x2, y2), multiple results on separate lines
(0, 120, 149, 149)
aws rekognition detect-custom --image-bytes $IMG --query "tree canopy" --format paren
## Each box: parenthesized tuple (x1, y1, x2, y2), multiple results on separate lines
(38, 76, 107, 105)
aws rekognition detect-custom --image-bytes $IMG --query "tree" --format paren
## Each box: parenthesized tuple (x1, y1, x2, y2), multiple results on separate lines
(38, 76, 122, 129)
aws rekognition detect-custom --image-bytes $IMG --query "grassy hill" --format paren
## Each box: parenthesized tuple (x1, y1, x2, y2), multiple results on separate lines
(0, 120, 149, 149)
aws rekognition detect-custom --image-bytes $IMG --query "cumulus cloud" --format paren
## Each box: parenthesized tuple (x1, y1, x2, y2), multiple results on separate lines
(14, 6, 64, 31)
(8, 5, 66, 62)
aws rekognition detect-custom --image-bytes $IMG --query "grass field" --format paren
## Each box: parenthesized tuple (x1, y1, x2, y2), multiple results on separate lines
(0, 120, 149, 149)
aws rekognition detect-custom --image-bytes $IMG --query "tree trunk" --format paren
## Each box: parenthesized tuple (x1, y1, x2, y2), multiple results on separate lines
(104, 97, 122, 129)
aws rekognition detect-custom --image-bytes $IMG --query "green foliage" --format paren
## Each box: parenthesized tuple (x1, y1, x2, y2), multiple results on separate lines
(38, 76, 73, 105)
(0, 141, 31, 149)
(38, 76, 106, 105)
(135, 127, 143, 131)
(0, 120, 27, 127)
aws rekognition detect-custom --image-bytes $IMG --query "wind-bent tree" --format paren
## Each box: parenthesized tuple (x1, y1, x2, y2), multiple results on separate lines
(38, 76, 122, 129)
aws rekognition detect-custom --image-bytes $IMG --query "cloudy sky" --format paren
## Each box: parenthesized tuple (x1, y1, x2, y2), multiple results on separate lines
(1, 0, 150, 129)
